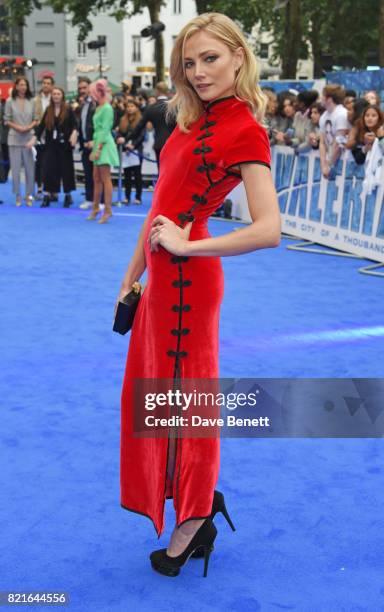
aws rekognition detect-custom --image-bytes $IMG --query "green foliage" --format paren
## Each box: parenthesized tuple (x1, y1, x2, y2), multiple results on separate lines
(197, 0, 380, 74)
(196, 0, 275, 34)
(4, 0, 41, 27)
(5, 0, 166, 40)
(5, 0, 380, 73)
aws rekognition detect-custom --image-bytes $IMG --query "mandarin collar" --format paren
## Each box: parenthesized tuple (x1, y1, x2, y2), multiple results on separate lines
(202, 94, 245, 114)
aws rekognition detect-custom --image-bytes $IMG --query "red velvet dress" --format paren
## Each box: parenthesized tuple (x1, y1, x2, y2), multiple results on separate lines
(120, 95, 271, 537)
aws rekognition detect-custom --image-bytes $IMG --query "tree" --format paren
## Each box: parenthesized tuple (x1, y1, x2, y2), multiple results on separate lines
(281, 0, 301, 78)
(307, 0, 380, 76)
(7, 0, 381, 81)
(196, 0, 381, 78)
(195, 0, 302, 78)
(5, 0, 167, 81)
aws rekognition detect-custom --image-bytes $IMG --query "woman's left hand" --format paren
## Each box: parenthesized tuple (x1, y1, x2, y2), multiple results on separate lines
(148, 215, 193, 255)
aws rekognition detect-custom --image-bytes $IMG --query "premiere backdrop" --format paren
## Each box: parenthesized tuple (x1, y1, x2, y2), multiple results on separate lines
(230, 146, 384, 263)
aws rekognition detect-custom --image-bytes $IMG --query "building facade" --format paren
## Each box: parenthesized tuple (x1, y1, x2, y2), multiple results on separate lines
(22, 6, 67, 89)
(66, 12, 124, 92)
(253, 27, 314, 81)
(22, 1, 197, 94)
(122, 0, 196, 90)
(21, 1, 315, 95)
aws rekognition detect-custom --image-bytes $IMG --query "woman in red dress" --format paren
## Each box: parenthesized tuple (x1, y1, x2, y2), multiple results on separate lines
(117, 12, 281, 577)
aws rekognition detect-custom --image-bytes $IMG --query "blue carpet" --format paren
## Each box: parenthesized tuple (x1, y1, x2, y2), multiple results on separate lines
(1, 184, 384, 611)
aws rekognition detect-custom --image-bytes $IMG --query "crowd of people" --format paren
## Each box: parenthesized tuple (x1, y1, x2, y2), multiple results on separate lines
(0, 75, 174, 223)
(0, 75, 383, 221)
(263, 84, 384, 179)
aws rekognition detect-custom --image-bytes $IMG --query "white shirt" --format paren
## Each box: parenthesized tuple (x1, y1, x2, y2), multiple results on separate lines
(319, 104, 349, 164)
(41, 93, 51, 113)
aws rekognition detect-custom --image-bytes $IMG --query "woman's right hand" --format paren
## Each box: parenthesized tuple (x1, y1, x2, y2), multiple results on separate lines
(116, 136, 125, 145)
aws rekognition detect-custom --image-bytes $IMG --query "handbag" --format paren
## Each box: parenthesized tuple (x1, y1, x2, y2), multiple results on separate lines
(113, 281, 142, 335)
(122, 149, 141, 168)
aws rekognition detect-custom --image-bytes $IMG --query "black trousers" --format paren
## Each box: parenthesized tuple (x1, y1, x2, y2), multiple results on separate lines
(42, 144, 76, 194)
(123, 164, 142, 200)
(35, 144, 45, 189)
(81, 147, 94, 202)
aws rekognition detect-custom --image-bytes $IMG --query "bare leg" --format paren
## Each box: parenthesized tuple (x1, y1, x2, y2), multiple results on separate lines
(87, 165, 102, 219)
(165, 431, 206, 557)
(93, 165, 102, 208)
(167, 519, 206, 557)
(99, 165, 113, 221)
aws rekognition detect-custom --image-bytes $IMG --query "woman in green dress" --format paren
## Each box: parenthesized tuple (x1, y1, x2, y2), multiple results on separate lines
(87, 79, 119, 224)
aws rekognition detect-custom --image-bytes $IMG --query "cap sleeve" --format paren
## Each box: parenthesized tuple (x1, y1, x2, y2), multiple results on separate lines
(224, 121, 271, 172)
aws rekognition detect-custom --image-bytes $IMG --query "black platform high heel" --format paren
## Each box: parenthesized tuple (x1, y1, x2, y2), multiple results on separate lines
(150, 518, 217, 577)
(191, 490, 235, 558)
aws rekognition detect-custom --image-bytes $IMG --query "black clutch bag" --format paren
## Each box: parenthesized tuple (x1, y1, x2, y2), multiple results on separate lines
(113, 282, 142, 335)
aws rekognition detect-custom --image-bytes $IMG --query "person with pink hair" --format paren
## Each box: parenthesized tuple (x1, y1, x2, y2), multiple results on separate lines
(87, 78, 119, 223)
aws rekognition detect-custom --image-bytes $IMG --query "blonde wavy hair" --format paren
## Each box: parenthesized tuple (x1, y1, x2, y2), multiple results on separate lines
(166, 13, 267, 133)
